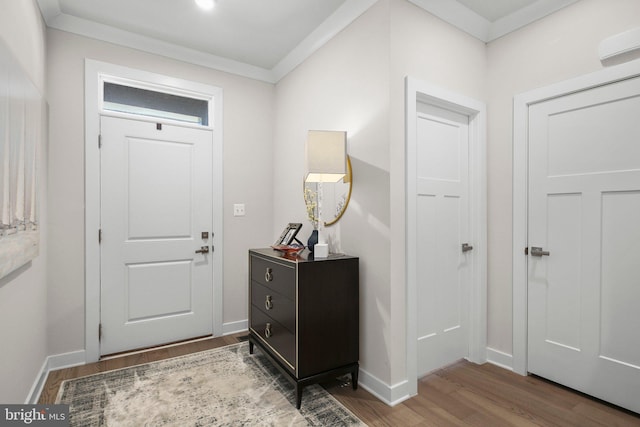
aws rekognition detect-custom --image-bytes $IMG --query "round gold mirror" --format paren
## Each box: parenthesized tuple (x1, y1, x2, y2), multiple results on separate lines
(304, 156, 352, 227)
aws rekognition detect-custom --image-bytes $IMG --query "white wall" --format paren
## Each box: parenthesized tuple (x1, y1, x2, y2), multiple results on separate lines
(5, 0, 638, 404)
(274, 0, 640, 393)
(485, 0, 640, 356)
(46, 29, 275, 355)
(0, 0, 48, 403)
(388, 0, 486, 385)
(274, 0, 486, 392)
(274, 0, 392, 384)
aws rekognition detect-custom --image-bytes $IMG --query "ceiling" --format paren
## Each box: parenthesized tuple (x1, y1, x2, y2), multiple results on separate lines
(36, 0, 579, 83)
(456, 0, 541, 22)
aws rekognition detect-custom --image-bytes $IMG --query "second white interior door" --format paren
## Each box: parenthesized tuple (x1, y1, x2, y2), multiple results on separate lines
(415, 103, 471, 376)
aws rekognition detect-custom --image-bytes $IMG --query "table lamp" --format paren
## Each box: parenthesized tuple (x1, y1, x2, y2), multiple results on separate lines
(304, 130, 346, 257)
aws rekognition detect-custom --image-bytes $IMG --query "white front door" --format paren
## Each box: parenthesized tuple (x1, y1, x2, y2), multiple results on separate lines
(527, 76, 640, 413)
(415, 103, 471, 376)
(100, 116, 214, 355)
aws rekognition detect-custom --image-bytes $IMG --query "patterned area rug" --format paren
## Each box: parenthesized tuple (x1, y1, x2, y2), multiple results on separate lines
(56, 342, 365, 426)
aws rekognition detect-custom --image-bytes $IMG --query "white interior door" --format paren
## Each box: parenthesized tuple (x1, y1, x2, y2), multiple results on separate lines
(527, 76, 640, 413)
(100, 116, 214, 355)
(415, 103, 471, 376)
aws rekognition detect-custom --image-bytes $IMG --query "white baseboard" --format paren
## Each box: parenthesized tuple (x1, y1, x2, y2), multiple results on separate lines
(26, 350, 86, 404)
(223, 319, 248, 336)
(354, 347, 513, 408)
(486, 347, 513, 371)
(26, 324, 252, 404)
(224, 319, 417, 406)
(48, 350, 87, 371)
(25, 358, 49, 404)
(224, 319, 412, 407)
(358, 368, 413, 407)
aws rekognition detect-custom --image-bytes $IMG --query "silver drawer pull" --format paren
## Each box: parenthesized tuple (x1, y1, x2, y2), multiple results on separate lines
(265, 295, 273, 310)
(265, 323, 272, 338)
(265, 268, 274, 282)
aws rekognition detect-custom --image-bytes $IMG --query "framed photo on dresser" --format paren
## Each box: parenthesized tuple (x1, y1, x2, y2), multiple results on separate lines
(274, 223, 302, 246)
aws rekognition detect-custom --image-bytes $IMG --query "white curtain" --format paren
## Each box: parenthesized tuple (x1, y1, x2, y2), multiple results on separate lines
(0, 61, 10, 230)
(0, 56, 38, 239)
(0, 40, 41, 279)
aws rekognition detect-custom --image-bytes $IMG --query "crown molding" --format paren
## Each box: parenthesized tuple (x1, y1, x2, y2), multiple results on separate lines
(36, 0, 580, 82)
(36, 0, 376, 84)
(488, 0, 580, 41)
(37, 0, 275, 82)
(408, 0, 491, 41)
(272, 0, 378, 82)
(36, 0, 61, 22)
(408, 0, 580, 43)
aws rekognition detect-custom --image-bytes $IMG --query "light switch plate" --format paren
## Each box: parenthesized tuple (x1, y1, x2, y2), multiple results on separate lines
(233, 204, 245, 217)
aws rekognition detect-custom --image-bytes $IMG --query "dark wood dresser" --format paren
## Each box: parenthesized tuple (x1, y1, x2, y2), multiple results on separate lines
(248, 248, 359, 409)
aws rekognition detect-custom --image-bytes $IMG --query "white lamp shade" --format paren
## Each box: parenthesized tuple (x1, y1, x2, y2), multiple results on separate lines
(305, 130, 346, 183)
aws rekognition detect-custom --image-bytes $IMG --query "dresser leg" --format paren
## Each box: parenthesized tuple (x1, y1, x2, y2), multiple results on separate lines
(351, 366, 359, 390)
(296, 385, 303, 409)
(249, 340, 254, 354)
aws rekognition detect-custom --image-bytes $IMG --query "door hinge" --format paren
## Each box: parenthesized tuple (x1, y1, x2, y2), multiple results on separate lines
(99, 323, 102, 341)
(99, 229, 102, 243)
(524, 247, 529, 255)
(98, 134, 102, 148)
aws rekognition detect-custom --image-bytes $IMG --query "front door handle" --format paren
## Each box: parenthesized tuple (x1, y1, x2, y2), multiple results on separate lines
(195, 246, 209, 254)
(530, 247, 550, 257)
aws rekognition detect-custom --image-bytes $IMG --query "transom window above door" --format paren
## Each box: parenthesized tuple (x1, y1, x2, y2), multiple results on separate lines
(102, 81, 209, 126)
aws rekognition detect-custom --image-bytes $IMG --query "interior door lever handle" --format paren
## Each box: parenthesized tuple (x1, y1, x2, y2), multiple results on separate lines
(195, 246, 209, 254)
(462, 243, 473, 252)
(530, 247, 550, 257)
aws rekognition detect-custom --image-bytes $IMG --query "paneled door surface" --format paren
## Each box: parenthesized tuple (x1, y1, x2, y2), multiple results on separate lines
(527, 76, 640, 413)
(100, 116, 213, 355)
(415, 103, 471, 376)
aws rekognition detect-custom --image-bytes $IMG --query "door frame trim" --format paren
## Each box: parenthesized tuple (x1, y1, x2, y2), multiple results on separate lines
(512, 59, 640, 375)
(84, 60, 224, 362)
(405, 76, 487, 396)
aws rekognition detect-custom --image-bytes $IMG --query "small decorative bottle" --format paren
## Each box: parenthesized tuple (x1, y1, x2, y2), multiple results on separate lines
(307, 229, 318, 253)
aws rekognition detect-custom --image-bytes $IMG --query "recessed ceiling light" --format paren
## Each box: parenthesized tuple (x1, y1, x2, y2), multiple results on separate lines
(195, 0, 215, 11)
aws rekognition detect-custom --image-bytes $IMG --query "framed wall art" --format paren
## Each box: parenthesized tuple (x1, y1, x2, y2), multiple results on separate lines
(0, 40, 44, 280)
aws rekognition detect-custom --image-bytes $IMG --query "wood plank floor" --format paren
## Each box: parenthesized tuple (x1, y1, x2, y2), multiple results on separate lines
(39, 334, 640, 426)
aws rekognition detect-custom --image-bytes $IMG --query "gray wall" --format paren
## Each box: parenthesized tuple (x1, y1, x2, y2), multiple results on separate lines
(3, 0, 640, 404)
(0, 0, 48, 403)
(45, 29, 276, 355)
(485, 0, 640, 356)
(274, 0, 487, 387)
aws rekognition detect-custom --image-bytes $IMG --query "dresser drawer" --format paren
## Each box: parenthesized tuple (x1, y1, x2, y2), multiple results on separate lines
(251, 281, 295, 334)
(251, 305, 295, 369)
(250, 255, 295, 300)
